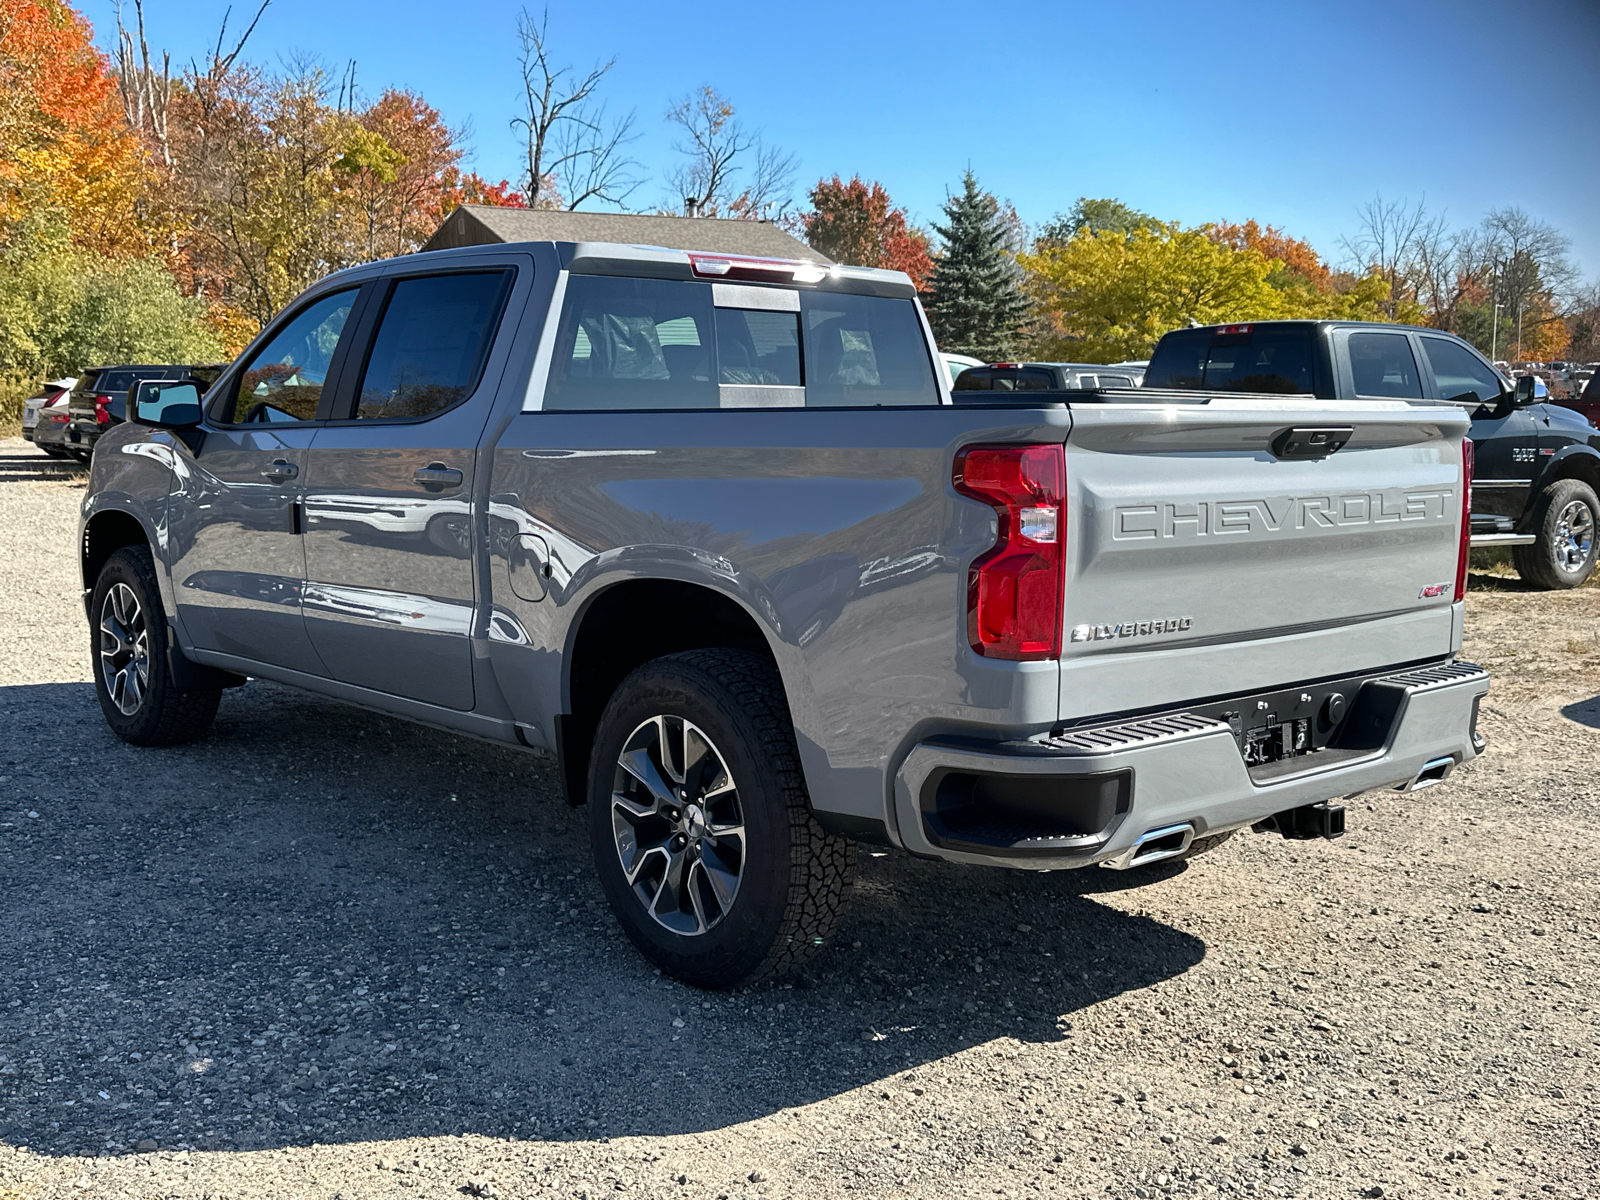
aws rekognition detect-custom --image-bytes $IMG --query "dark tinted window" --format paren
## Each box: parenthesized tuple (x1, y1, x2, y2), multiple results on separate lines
(95, 371, 159, 393)
(715, 308, 801, 385)
(953, 367, 1055, 391)
(1420, 337, 1504, 404)
(234, 288, 359, 423)
(1145, 327, 1315, 394)
(1348, 332, 1423, 398)
(800, 293, 939, 407)
(545, 275, 717, 411)
(356, 273, 508, 420)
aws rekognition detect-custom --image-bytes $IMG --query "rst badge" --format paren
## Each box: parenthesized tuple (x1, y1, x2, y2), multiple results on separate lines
(1419, 582, 1451, 598)
(1071, 617, 1193, 643)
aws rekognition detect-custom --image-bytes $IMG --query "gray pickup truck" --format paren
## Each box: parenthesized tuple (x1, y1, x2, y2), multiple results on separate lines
(79, 242, 1489, 988)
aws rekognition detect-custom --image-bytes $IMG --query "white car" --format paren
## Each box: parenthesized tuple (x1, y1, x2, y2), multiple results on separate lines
(21, 379, 76, 450)
(940, 353, 984, 385)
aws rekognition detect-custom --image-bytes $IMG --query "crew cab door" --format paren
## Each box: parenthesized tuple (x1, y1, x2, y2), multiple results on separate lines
(300, 266, 518, 711)
(1416, 334, 1537, 527)
(168, 287, 363, 675)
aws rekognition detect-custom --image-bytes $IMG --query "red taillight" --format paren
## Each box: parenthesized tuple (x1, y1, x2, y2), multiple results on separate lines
(1218, 323, 1254, 334)
(954, 443, 1066, 660)
(1454, 437, 1473, 603)
(49, 412, 69, 423)
(94, 394, 112, 425)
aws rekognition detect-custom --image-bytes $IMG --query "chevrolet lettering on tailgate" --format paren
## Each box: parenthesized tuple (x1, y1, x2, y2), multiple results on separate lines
(1112, 488, 1455, 540)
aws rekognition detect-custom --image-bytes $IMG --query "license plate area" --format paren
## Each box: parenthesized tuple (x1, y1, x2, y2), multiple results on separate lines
(1184, 667, 1420, 782)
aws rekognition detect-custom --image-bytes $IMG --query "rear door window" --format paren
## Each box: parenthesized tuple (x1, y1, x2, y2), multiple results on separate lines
(1419, 337, 1505, 404)
(1348, 332, 1424, 398)
(354, 272, 510, 420)
(800, 293, 939, 407)
(1145, 327, 1315, 394)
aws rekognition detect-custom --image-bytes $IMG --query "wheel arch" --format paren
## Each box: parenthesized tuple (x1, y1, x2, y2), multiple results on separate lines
(557, 577, 785, 806)
(81, 507, 154, 616)
(1531, 447, 1600, 511)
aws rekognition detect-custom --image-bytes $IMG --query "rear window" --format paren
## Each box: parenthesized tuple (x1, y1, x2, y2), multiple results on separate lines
(1145, 327, 1317, 394)
(953, 367, 1056, 391)
(94, 371, 156, 393)
(542, 276, 940, 411)
(545, 275, 718, 411)
(800, 293, 939, 407)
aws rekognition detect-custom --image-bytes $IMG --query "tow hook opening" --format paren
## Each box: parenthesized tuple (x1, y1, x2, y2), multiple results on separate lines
(1254, 801, 1345, 841)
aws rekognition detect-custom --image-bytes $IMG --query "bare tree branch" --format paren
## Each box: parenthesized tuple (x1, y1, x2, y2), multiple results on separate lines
(551, 102, 641, 211)
(511, 7, 617, 209)
(665, 86, 794, 219)
(113, 0, 173, 166)
(1340, 193, 1432, 318)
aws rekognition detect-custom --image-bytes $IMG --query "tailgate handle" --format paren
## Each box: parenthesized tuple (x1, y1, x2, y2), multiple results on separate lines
(1270, 426, 1352, 460)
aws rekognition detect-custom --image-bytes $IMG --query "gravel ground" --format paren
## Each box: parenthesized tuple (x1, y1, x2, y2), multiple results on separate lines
(0, 436, 1596, 1200)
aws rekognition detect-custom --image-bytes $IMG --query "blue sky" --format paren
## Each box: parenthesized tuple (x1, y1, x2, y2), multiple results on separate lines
(93, 0, 1600, 279)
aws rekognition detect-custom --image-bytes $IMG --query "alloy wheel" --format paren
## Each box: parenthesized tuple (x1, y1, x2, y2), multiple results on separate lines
(1556, 499, 1595, 572)
(610, 714, 745, 936)
(99, 582, 150, 716)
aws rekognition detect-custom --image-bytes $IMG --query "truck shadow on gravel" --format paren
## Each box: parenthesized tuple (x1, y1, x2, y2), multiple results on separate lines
(0, 680, 1205, 1157)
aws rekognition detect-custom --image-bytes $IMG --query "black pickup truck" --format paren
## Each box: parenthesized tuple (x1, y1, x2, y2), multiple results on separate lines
(1145, 320, 1600, 589)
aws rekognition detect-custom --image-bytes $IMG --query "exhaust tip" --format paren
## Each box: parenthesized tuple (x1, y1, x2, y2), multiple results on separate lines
(1103, 823, 1194, 870)
(1404, 756, 1456, 792)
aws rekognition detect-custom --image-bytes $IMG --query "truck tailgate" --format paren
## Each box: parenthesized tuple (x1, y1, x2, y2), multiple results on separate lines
(1058, 397, 1469, 721)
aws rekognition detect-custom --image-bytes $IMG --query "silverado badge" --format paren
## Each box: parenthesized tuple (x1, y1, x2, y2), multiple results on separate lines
(1071, 617, 1193, 643)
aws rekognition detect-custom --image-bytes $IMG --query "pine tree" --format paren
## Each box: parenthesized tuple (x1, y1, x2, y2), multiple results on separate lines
(924, 171, 1031, 361)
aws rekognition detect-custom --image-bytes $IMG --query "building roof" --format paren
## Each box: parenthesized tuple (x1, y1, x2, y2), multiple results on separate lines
(421, 205, 829, 263)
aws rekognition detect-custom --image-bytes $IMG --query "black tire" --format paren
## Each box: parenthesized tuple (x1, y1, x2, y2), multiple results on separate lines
(1513, 479, 1599, 590)
(585, 649, 856, 989)
(40, 446, 69, 459)
(1180, 830, 1234, 860)
(90, 546, 222, 746)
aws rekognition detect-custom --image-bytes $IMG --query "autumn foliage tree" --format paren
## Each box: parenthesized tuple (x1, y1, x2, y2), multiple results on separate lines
(0, 0, 221, 395)
(1020, 219, 1397, 363)
(802, 176, 931, 288)
(0, 0, 146, 254)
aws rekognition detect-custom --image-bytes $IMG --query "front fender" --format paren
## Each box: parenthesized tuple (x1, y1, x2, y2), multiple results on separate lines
(79, 431, 182, 633)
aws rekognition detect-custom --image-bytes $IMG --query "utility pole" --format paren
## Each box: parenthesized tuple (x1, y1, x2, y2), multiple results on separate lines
(1492, 303, 1502, 360)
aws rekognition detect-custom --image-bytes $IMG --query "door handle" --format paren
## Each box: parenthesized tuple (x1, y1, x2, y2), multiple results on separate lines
(261, 459, 298, 481)
(414, 462, 463, 489)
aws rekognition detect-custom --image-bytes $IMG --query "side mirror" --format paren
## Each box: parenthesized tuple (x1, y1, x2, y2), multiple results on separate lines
(134, 381, 202, 428)
(1514, 375, 1548, 405)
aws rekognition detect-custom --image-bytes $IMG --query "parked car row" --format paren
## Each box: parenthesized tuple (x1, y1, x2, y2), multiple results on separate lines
(61, 364, 224, 460)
